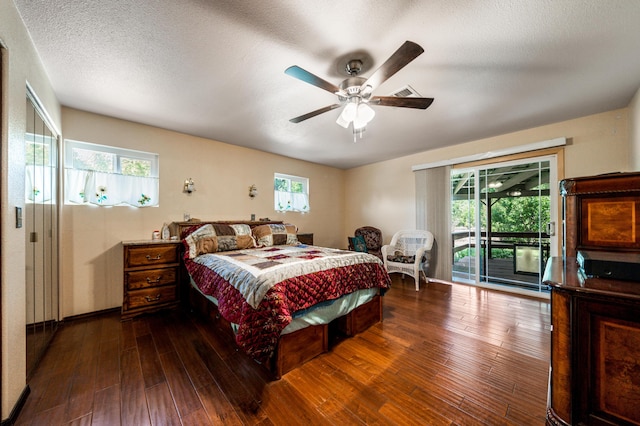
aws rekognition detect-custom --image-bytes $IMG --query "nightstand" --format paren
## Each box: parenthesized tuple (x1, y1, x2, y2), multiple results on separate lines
(122, 240, 181, 320)
(297, 233, 314, 245)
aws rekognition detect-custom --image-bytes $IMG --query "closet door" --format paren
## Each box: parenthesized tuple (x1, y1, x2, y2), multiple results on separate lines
(25, 93, 59, 378)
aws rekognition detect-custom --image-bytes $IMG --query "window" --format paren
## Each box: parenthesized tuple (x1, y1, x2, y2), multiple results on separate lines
(64, 140, 159, 207)
(25, 132, 57, 203)
(274, 173, 309, 212)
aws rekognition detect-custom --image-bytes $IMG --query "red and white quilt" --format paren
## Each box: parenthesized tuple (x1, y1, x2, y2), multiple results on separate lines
(184, 245, 390, 362)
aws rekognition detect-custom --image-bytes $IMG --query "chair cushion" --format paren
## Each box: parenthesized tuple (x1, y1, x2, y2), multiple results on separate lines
(387, 250, 427, 264)
(349, 235, 368, 253)
(387, 253, 416, 264)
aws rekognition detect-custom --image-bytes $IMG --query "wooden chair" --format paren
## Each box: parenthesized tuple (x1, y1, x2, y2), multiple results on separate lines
(382, 230, 434, 291)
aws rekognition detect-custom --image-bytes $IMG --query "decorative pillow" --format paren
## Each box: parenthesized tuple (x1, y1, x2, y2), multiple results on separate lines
(184, 224, 218, 259)
(349, 235, 368, 253)
(252, 223, 299, 247)
(183, 223, 256, 258)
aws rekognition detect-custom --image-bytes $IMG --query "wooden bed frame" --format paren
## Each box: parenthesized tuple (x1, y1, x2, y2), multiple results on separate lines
(188, 283, 382, 379)
(170, 219, 384, 379)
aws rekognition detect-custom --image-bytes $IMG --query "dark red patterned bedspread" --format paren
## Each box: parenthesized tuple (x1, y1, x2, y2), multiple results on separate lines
(184, 251, 390, 363)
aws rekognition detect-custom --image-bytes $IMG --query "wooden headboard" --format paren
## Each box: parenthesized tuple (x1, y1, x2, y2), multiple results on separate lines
(169, 220, 284, 239)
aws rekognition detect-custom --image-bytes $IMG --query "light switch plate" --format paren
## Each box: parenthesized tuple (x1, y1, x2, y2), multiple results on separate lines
(15, 206, 22, 228)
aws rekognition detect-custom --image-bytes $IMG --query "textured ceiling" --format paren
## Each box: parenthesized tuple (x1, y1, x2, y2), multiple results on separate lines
(14, 0, 640, 169)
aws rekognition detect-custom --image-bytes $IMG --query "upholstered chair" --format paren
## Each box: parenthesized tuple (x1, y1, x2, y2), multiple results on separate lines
(348, 226, 383, 261)
(382, 230, 434, 291)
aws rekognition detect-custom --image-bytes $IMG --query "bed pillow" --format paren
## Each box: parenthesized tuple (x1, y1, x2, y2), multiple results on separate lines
(214, 223, 256, 252)
(252, 223, 299, 247)
(183, 223, 256, 258)
(184, 224, 218, 258)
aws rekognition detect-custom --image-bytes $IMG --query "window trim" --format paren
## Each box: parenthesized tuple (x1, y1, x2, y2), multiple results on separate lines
(63, 139, 160, 207)
(64, 139, 159, 177)
(274, 173, 310, 213)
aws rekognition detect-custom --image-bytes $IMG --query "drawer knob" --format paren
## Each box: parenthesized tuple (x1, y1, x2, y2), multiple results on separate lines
(145, 254, 162, 261)
(145, 294, 162, 302)
(146, 276, 162, 284)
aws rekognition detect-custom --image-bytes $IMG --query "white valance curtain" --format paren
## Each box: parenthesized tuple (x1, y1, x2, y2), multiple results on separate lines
(65, 169, 159, 207)
(415, 166, 453, 281)
(26, 165, 56, 203)
(275, 191, 309, 212)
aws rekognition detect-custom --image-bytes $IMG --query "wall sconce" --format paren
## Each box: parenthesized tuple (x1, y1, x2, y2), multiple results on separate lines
(249, 184, 258, 198)
(183, 178, 195, 194)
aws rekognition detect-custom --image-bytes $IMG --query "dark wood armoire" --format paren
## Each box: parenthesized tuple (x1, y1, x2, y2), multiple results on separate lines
(544, 172, 640, 426)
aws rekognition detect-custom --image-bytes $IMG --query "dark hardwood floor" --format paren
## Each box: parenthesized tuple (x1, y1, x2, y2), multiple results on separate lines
(15, 276, 551, 425)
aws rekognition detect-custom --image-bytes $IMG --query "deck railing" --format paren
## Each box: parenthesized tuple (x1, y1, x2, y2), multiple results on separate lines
(452, 230, 551, 261)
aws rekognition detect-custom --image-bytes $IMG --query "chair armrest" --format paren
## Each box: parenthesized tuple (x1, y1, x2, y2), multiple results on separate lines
(381, 244, 394, 265)
(415, 246, 430, 263)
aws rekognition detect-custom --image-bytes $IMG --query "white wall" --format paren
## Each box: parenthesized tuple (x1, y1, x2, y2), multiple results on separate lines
(0, 0, 61, 419)
(60, 108, 346, 317)
(344, 108, 631, 246)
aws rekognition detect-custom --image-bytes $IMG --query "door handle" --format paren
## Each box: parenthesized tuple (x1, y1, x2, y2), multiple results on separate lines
(547, 222, 556, 236)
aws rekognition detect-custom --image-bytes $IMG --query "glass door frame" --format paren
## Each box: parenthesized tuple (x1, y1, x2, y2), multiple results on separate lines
(451, 154, 559, 296)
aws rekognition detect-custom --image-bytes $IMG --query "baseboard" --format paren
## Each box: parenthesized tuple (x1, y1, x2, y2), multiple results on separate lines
(1, 385, 30, 426)
(63, 306, 120, 323)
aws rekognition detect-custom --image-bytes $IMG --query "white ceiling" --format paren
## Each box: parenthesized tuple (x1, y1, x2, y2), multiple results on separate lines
(14, 0, 640, 169)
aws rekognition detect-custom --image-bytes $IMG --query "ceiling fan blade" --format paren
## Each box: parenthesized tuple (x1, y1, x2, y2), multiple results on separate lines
(371, 96, 434, 109)
(289, 104, 341, 123)
(285, 66, 341, 94)
(360, 41, 424, 92)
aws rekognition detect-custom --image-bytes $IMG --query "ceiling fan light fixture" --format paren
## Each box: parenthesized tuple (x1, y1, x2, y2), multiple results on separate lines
(341, 102, 357, 122)
(357, 103, 375, 123)
(336, 112, 350, 128)
(353, 118, 367, 131)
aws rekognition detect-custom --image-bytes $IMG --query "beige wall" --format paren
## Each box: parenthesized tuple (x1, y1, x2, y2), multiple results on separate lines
(344, 108, 631, 246)
(630, 87, 640, 169)
(60, 108, 345, 317)
(1, 0, 62, 419)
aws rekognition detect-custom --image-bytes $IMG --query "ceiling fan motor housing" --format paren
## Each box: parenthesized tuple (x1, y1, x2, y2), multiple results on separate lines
(339, 76, 368, 101)
(345, 59, 363, 75)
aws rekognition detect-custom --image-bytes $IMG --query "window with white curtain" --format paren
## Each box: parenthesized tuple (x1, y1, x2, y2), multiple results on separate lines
(274, 173, 309, 212)
(64, 140, 159, 207)
(25, 132, 57, 203)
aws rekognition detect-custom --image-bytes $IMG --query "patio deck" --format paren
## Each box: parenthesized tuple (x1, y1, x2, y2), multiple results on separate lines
(453, 256, 549, 292)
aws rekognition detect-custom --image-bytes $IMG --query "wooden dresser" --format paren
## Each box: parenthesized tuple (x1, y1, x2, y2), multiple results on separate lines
(544, 172, 640, 425)
(296, 233, 313, 245)
(122, 240, 181, 320)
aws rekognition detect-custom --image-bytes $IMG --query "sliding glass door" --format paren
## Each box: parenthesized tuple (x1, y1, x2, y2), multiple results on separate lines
(451, 156, 558, 294)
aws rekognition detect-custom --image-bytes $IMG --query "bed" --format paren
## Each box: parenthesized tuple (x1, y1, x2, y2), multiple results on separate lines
(176, 220, 391, 379)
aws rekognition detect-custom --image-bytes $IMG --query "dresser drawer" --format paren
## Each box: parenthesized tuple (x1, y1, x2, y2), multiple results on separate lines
(125, 285, 177, 310)
(126, 267, 177, 290)
(125, 244, 179, 268)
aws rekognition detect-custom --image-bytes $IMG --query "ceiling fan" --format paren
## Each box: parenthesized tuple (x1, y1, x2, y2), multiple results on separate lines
(285, 40, 434, 139)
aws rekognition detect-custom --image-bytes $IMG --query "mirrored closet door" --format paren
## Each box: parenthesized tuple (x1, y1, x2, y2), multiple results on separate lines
(25, 91, 59, 378)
